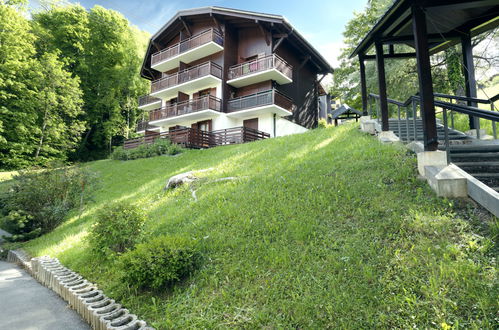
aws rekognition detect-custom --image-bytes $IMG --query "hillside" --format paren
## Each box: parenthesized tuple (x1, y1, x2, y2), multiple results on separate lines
(4, 124, 497, 328)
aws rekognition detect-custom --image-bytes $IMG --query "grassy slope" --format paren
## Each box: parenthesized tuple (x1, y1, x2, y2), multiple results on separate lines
(9, 124, 497, 328)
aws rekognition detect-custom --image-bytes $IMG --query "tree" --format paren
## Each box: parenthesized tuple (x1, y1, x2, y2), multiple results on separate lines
(0, 3, 39, 168)
(30, 52, 84, 164)
(33, 4, 150, 161)
(77, 6, 148, 159)
(0, 2, 84, 168)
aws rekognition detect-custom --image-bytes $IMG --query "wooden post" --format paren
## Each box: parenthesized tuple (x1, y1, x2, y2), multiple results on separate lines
(375, 41, 389, 131)
(461, 32, 478, 129)
(359, 54, 368, 116)
(412, 3, 438, 151)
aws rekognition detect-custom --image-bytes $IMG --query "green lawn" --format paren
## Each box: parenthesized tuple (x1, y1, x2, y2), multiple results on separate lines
(6, 123, 497, 328)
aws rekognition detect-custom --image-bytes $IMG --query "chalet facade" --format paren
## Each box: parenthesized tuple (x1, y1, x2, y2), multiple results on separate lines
(131, 7, 333, 148)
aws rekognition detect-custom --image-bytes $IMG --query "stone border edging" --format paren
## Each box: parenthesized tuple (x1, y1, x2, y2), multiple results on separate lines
(7, 249, 154, 330)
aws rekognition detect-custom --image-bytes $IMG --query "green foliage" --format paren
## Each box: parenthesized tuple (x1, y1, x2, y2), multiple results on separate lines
(0, 2, 150, 169)
(18, 125, 497, 328)
(30, 52, 85, 165)
(0, 4, 39, 168)
(110, 139, 182, 161)
(317, 118, 328, 128)
(332, 0, 458, 105)
(0, 164, 96, 241)
(119, 235, 200, 290)
(89, 202, 146, 255)
(445, 46, 465, 95)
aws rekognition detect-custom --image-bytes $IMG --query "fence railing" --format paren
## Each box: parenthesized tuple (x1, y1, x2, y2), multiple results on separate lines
(148, 95, 222, 122)
(228, 54, 292, 80)
(151, 62, 222, 93)
(138, 95, 161, 107)
(125, 126, 270, 150)
(151, 28, 223, 66)
(368, 92, 499, 163)
(227, 89, 293, 113)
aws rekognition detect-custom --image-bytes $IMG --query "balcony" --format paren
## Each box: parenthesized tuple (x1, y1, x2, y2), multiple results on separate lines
(227, 54, 293, 88)
(147, 95, 222, 126)
(138, 95, 162, 111)
(150, 62, 222, 100)
(151, 29, 224, 73)
(227, 89, 293, 118)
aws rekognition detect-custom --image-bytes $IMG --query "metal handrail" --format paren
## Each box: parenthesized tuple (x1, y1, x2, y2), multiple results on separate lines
(368, 92, 499, 164)
(434, 93, 491, 104)
(227, 89, 293, 112)
(150, 61, 222, 93)
(151, 28, 223, 65)
(148, 95, 222, 122)
(138, 95, 161, 107)
(228, 54, 293, 80)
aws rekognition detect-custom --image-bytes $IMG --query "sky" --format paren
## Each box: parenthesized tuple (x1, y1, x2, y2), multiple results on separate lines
(31, 0, 369, 69)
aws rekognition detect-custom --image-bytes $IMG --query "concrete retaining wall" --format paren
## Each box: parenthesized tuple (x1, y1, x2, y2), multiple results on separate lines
(7, 250, 153, 330)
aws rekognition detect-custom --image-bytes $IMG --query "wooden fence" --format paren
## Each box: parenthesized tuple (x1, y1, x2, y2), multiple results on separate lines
(124, 127, 270, 150)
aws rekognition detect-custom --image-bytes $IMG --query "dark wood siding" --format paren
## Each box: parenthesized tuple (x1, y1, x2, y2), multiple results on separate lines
(237, 27, 271, 62)
(276, 40, 318, 128)
(234, 81, 272, 98)
(223, 24, 238, 113)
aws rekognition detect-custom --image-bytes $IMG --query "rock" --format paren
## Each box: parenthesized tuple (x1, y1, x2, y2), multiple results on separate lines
(165, 172, 198, 190)
(164, 168, 214, 190)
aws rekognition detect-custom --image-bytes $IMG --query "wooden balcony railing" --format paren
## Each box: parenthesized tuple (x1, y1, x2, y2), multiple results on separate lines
(151, 62, 222, 93)
(138, 95, 161, 107)
(227, 89, 294, 113)
(151, 28, 223, 66)
(211, 127, 270, 145)
(148, 95, 222, 122)
(125, 126, 269, 150)
(228, 54, 293, 80)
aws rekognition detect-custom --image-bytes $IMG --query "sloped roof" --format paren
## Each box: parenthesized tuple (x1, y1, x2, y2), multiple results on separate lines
(141, 6, 334, 79)
(350, 0, 499, 58)
(331, 104, 362, 119)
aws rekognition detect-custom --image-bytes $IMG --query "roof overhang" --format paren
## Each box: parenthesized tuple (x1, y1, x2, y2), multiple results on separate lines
(350, 0, 499, 59)
(141, 6, 333, 80)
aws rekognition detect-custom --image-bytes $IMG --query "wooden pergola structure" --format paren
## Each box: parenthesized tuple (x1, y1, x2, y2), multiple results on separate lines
(351, 0, 499, 151)
(331, 105, 362, 126)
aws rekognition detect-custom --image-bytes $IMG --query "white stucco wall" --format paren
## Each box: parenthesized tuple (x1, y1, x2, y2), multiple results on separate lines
(276, 118, 308, 136)
(151, 82, 307, 137)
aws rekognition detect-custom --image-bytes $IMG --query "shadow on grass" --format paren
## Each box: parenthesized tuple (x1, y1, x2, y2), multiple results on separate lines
(19, 123, 498, 328)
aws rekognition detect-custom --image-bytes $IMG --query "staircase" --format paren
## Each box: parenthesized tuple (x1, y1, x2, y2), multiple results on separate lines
(387, 119, 469, 142)
(387, 119, 499, 193)
(445, 144, 499, 192)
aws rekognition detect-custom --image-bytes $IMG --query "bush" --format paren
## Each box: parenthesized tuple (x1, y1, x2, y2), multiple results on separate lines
(0, 164, 96, 241)
(111, 138, 182, 161)
(89, 202, 146, 255)
(317, 118, 329, 128)
(119, 235, 201, 290)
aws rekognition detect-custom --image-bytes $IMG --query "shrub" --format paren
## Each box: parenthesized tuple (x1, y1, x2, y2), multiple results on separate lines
(89, 202, 146, 255)
(318, 118, 328, 128)
(119, 235, 201, 290)
(0, 164, 97, 241)
(111, 138, 182, 161)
